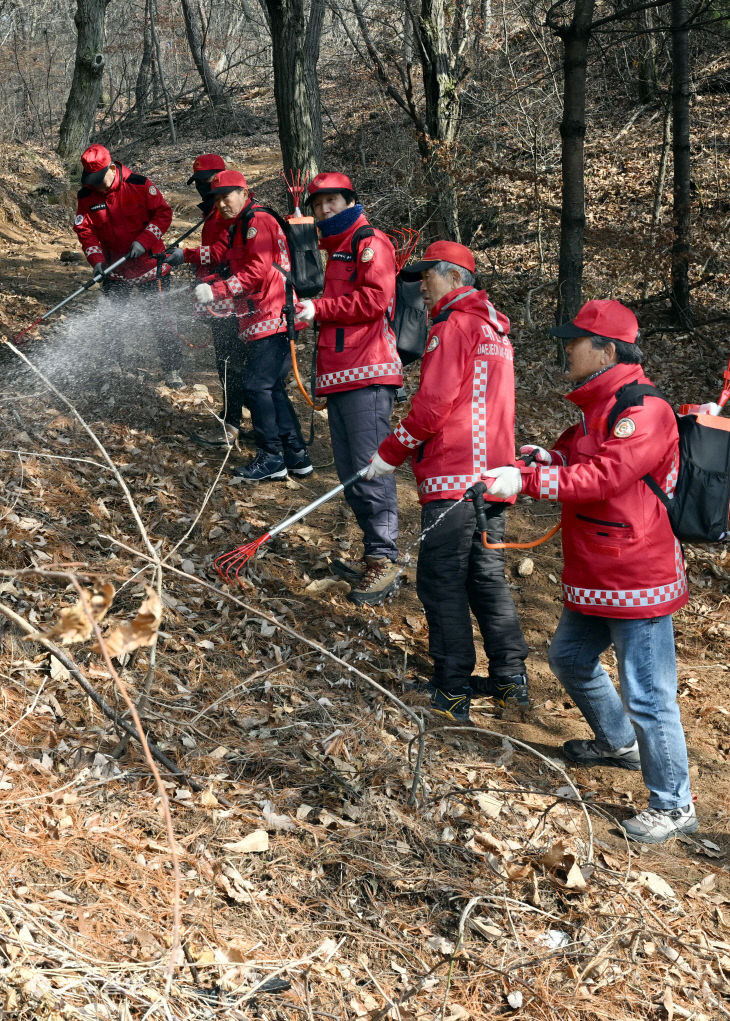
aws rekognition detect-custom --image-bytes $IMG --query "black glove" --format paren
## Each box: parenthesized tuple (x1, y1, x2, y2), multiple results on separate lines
(127, 240, 146, 259)
(92, 262, 106, 278)
(165, 247, 185, 267)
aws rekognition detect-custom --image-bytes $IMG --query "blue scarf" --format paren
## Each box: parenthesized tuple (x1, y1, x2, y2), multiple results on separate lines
(317, 203, 364, 238)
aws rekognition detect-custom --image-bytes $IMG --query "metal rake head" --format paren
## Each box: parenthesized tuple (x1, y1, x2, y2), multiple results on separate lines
(386, 228, 421, 271)
(214, 532, 271, 582)
(281, 169, 310, 210)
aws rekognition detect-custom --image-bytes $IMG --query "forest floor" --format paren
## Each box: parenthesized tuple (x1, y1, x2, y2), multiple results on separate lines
(0, 98, 729, 1021)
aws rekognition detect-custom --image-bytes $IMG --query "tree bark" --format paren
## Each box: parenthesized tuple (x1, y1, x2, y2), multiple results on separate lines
(58, 0, 109, 161)
(263, 0, 323, 182)
(670, 0, 692, 326)
(149, 0, 176, 143)
(549, 0, 596, 325)
(179, 0, 229, 112)
(135, 0, 154, 121)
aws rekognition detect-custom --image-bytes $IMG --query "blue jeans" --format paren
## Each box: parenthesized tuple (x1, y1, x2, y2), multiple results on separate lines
(548, 608, 691, 810)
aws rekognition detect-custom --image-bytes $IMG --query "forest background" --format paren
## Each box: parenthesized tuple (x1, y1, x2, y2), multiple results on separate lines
(0, 1, 729, 1019)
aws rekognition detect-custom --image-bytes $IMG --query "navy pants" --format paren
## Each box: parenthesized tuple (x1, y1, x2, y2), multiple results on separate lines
(242, 331, 306, 454)
(103, 274, 182, 372)
(327, 385, 399, 561)
(211, 316, 246, 428)
(417, 500, 529, 693)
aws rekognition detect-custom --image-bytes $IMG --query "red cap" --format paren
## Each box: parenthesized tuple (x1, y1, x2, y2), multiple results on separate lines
(187, 153, 226, 185)
(209, 170, 248, 195)
(305, 172, 356, 206)
(81, 144, 112, 187)
(549, 299, 639, 344)
(402, 240, 476, 279)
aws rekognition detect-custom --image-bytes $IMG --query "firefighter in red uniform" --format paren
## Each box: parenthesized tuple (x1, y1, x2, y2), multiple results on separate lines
(73, 144, 183, 387)
(296, 173, 402, 606)
(487, 299, 697, 844)
(366, 241, 529, 717)
(165, 154, 247, 446)
(193, 170, 311, 481)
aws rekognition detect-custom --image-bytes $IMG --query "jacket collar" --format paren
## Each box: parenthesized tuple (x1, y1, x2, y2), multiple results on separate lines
(430, 285, 477, 320)
(318, 212, 370, 253)
(565, 362, 644, 410)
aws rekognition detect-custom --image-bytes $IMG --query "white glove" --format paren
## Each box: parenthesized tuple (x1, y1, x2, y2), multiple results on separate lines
(486, 466, 522, 499)
(364, 452, 397, 480)
(698, 402, 722, 416)
(519, 444, 553, 465)
(296, 299, 315, 323)
(194, 283, 214, 304)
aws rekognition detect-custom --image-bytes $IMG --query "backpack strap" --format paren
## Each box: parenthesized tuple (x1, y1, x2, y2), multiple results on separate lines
(606, 382, 674, 509)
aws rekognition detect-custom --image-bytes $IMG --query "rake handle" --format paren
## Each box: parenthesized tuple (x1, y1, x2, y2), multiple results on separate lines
(267, 467, 369, 540)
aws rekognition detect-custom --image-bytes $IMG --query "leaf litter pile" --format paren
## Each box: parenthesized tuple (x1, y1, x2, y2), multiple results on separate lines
(1, 139, 729, 1020)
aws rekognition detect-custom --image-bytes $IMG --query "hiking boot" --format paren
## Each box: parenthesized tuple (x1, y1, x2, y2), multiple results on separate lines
(429, 687, 471, 723)
(231, 450, 287, 482)
(284, 447, 314, 477)
(164, 370, 184, 389)
(621, 803, 698, 844)
(563, 738, 641, 771)
(191, 422, 239, 448)
(404, 679, 436, 696)
(331, 557, 367, 584)
(348, 557, 401, 606)
(471, 673, 530, 708)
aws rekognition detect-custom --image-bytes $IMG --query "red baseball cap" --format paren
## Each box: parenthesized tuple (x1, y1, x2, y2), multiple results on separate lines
(187, 153, 226, 185)
(550, 299, 639, 344)
(208, 170, 248, 195)
(81, 144, 112, 187)
(305, 172, 356, 206)
(401, 240, 476, 279)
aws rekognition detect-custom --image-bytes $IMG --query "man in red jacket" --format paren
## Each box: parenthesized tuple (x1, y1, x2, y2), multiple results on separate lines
(165, 154, 247, 446)
(366, 241, 529, 719)
(487, 299, 697, 844)
(194, 170, 311, 481)
(296, 172, 402, 605)
(74, 144, 183, 387)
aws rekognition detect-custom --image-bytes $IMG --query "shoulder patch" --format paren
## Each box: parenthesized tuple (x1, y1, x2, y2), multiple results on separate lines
(360, 246, 374, 263)
(246, 226, 258, 239)
(128, 173, 147, 185)
(613, 417, 636, 438)
(426, 335, 440, 353)
(148, 185, 157, 196)
(74, 214, 84, 226)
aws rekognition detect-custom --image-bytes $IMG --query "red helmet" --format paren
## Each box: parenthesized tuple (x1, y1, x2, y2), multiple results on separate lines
(304, 172, 356, 206)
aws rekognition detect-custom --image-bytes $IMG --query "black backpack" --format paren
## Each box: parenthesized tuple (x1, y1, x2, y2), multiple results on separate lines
(350, 226, 428, 365)
(235, 204, 324, 298)
(607, 382, 730, 543)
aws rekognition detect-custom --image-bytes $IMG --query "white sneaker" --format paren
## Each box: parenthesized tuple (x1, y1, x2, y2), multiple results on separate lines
(164, 370, 184, 389)
(621, 803, 698, 844)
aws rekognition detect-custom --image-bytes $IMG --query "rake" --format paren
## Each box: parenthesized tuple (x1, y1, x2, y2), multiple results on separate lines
(215, 467, 369, 581)
(280, 169, 310, 217)
(386, 227, 421, 270)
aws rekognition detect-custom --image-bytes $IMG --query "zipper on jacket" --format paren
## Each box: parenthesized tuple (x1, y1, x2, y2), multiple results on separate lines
(579, 411, 587, 435)
(576, 513, 630, 529)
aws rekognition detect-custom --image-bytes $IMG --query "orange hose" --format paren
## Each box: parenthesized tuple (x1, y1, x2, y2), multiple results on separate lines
(482, 521, 561, 550)
(290, 337, 326, 411)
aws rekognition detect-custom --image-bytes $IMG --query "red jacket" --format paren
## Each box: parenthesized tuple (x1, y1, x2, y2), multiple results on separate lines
(74, 163, 172, 283)
(313, 213, 402, 395)
(520, 363, 688, 618)
(208, 202, 305, 341)
(379, 287, 517, 504)
(184, 202, 231, 279)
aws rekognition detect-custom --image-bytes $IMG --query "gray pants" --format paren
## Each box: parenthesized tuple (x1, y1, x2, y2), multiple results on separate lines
(327, 385, 399, 561)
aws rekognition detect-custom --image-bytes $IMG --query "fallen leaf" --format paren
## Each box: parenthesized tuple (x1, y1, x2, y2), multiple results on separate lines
(305, 577, 351, 595)
(35, 582, 115, 646)
(94, 587, 162, 659)
(636, 871, 677, 900)
(224, 829, 269, 853)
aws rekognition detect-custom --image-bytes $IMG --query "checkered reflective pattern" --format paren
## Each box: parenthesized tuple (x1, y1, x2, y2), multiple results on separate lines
(538, 466, 560, 500)
(394, 423, 420, 449)
(317, 362, 402, 390)
(418, 473, 480, 497)
(199, 246, 211, 265)
(240, 315, 285, 341)
(228, 276, 243, 296)
(564, 574, 688, 609)
(195, 298, 234, 316)
(277, 235, 291, 272)
(109, 264, 167, 283)
(85, 246, 103, 257)
(147, 224, 163, 241)
(471, 361, 489, 475)
(664, 454, 678, 496)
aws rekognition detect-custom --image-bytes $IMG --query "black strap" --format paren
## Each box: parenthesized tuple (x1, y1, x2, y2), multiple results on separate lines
(606, 382, 673, 510)
(349, 225, 375, 281)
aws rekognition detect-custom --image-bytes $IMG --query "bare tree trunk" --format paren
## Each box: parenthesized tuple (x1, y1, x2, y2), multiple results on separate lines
(58, 0, 109, 160)
(135, 0, 154, 121)
(179, 0, 229, 112)
(263, 0, 322, 180)
(149, 0, 176, 143)
(304, 0, 325, 167)
(670, 0, 692, 326)
(549, 0, 596, 325)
